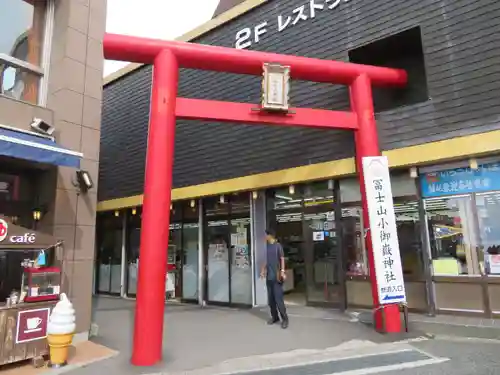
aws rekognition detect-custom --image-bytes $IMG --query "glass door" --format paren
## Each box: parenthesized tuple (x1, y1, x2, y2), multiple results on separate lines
(204, 198, 230, 304)
(203, 194, 252, 306)
(475, 192, 500, 276)
(168, 222, 182, 300)
(181, 202, 200, 301)
(229, 194, 252, 305)
(126, 210, 141, 296)
(96, 212, 123, 295)
(302, 181, 345, 307)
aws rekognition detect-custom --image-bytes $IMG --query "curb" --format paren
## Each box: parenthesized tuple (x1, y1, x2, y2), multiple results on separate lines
(38, 350, 119, 374)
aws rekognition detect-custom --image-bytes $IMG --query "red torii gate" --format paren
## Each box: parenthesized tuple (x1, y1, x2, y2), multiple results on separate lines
(103, 33, 407, 366)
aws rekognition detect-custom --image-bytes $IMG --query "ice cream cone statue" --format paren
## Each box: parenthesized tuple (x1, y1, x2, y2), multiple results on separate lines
(47, 293, 76, 368)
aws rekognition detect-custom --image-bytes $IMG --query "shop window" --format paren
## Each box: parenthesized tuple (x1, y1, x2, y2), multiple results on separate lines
(0, 0, 49, 104)
(421, 162, 500, 276)
(124, 202, 201, 300)
(348, 27, 429, 112)
(229, 193, 251, 305)
(339, 174, 422, 278)
(425, 196, 480, 275)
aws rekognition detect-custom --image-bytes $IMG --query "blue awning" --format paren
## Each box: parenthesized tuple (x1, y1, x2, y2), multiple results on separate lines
(0, 127, 83, 168)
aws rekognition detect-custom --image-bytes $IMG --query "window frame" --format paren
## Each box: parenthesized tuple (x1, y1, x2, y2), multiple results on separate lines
(0, 0, 55, 106)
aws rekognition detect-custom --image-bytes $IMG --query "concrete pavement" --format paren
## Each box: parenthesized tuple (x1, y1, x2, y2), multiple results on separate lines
(68, 297, 393, 374)
(63, 297, 500, 375)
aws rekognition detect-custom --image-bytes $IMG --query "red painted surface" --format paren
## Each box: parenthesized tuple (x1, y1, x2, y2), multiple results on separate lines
(16, 307, 50, 344)
(102, 32, 407, 366)
(176, 98, 359, 130)
(131, 49, 179, 366)
(350, 74, 401, 333)
(104, 34, 407, 86)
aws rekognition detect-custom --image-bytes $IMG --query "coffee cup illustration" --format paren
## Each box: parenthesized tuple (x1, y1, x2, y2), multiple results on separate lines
(26, 317, 43, 331)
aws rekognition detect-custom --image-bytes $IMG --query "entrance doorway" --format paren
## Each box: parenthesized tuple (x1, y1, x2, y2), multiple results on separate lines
(267, 181, 345, 308)
(303, 181, 345, 308)
(95, 211, 123, 296)
(267, 187, 306, 305)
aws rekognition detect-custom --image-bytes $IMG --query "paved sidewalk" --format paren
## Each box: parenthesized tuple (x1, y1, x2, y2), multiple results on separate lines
(68, 297, 391, 375)
(348, 308, 500, 340)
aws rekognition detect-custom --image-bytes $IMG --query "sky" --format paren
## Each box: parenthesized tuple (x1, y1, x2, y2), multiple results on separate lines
(104, 0, 220, 77)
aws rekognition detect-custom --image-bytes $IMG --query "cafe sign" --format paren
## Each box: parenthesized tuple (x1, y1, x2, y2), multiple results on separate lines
(235, 0, 350, 49)
(0, 220, 37, 244)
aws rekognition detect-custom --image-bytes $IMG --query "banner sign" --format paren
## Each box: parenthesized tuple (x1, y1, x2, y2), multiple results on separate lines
(362, 156, 406, 305)
(420, 162, 500, 198)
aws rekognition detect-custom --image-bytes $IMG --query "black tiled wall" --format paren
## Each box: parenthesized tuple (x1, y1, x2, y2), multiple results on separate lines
(99, 0, 500, 201)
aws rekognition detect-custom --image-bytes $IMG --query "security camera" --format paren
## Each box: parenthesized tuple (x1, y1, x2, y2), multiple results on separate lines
(30, 118, 55, 136)
(76, 170, 94, 192)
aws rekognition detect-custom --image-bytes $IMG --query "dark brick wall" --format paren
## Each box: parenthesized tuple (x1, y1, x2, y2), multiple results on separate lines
(99, 0, 500, 201)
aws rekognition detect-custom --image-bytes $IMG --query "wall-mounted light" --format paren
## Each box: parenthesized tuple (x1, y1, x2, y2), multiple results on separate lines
(131, 208, 137, 216)
(114, 211, 120, 217)
(32, 210, 41, 221)
(252, 191, 258, 200)
(220, 195, 225, 204)
(289, 185, 295, 195)
(190, 199, 196, 208)
(76, 170, 93, 192)
(327, 179, 334, 190)
(409, 167, 418, 179)
(469, 158, 479, 170)
(30, 117, 55, 136)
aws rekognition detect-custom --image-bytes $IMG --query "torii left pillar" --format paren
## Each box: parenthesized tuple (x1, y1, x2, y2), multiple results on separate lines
(131, 49, 178, 366)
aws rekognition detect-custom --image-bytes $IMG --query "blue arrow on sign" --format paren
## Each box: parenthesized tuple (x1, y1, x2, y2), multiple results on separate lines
(383, 294, 405, 301)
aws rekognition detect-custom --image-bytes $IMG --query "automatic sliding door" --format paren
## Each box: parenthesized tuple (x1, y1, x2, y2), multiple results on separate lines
(96, 212, 123, 295)
(302, 181, 344, 307)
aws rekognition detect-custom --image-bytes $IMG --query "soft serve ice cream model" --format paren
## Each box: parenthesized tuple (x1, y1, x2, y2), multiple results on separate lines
(46, 293, 76, 368)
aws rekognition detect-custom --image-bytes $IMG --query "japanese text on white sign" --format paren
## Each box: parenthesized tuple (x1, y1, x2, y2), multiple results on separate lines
(362, 156, 406, 305)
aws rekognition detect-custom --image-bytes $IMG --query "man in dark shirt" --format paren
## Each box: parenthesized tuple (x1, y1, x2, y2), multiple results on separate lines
(260, 229, 289, 329)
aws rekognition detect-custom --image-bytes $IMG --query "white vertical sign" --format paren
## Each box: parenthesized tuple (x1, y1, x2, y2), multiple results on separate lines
(362, 156, 406, 305)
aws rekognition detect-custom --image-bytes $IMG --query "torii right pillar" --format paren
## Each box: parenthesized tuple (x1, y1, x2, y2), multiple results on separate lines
(351, 73, 401, 333)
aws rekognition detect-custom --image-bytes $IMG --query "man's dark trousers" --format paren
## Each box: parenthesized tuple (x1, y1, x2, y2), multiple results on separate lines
(266, 280, 288, 321)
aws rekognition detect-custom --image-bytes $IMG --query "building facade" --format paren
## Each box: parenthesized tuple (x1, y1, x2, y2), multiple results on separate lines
(0, 0, 106, 339)
(97, 0, 500, 317)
